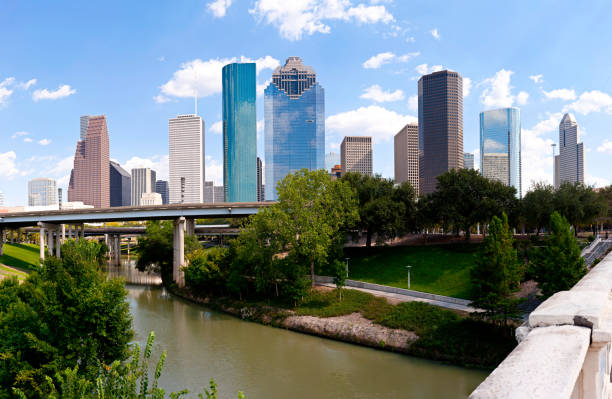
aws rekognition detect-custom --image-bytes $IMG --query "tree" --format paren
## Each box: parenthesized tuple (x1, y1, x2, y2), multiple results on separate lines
(521, 182, 555, 234)
(554, 182, 606, 233)
(530, 212, 587, 298)
(470, 213, 523, 324)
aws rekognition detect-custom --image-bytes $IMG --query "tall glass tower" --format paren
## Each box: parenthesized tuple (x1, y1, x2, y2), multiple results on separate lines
(479, 107, 522, 196)
(222, 62, 257, 202)
(264, 57, 325, 201)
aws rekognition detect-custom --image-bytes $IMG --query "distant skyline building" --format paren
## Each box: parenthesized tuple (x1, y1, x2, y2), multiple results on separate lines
(80, 115, 90, 140)
(213, 185, 224, 203)
(28, 178, 57, 206)
(555, 113, 584, 188)
(203, 181, 214, 203)
(169, 114, 205, 204)
(155, 180, 169, 204)
(325, 152, 340, 172)
(223, 62, 257, 202)
(463, 153, 475, 170)
(257, 157, 264, 202)
(394, 123, 420, 195)
(480, 107, 521, 195)
(331, 164, 342, 180)
(131, 168, 156, 206)
(68, 115, 110, 208)
(140, 192, 162, 206)
(264, 56, 325, 201)
(418, 70, 463, 195)
(109, 161, 131, 207)
(341, 136, 373, 176)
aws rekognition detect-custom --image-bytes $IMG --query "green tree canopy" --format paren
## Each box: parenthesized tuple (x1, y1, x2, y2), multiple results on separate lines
(521, 182, 555, 234)
(554, 182, 606, 231)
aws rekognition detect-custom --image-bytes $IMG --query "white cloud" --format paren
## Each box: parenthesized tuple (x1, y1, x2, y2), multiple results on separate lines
(530, 112, 563, 136)
(397, 52, 420, 62)
(49, 156, 74, 177)
(565, 90, 612, 115)
(326, 105, 416, 144)
(153, 94, 171, 104)
(158, 56, 279, 100)
(11, 131, 28, 139)
(415, 64, 443, 75)
(597, 140, 612, 154)
(430, 28, 440, 40)
(480, 69, 529, 109)
(360, 84, 404, 102)
(463, 77, 472, 97)
(249, 0, 394, 41)
(23, 138, 33, 143)
(123, 155, 169, 180)
(257, 119, 264, 140)
(207, 0, 233, 17)
(0, 151, 19, 177)
(206, 158, 223, 185)
(210, 121, 223, 135)
(529, 74, 543, 84)
(543, 88, 576, 101)
(19, 79, 37, 89)
(406, 36, 415, 43)
(38, 139, 51, 146)
(586, 174, 610, 188)
(32, 84, 76, 101)
(407, 95, 418, 112)
(257, 79, 271, 97)
(521, 127, 555, 193)
(363, 51, 419, 69)
(0, 78, 14, 105)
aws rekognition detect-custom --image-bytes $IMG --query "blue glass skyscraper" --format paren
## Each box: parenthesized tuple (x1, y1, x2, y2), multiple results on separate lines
(479, 107, 522, 196)
(264, 57, 325, 201)
(222, 62, 257, 202)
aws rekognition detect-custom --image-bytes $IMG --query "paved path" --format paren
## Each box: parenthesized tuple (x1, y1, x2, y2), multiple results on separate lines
(316, 282, 479, 313)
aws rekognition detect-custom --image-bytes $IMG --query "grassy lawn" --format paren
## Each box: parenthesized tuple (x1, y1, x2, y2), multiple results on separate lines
(0, 243, 41, 270)
(345, 244, 480, 300)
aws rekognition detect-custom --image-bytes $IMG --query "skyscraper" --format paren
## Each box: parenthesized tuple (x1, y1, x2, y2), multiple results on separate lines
(463, 153, 475, 170)
(213, 185, 224, 203)
(554, 113, 584, 188)
(155, 180, 169, 205)
(325, 152, 340, 172)
(68, 115, 110, 208)
(222, 62, 257, 202)
(394, 123, 419, 195)
(109, 161, 131, 207)
(257, 157, 264, 202)
(131, 168, 156, 206)
(418, 70, 463, 195)
(169, 114, 205, 204)
(480, 107, 521, 195)
(80, 115, 90, 140)
(341, 136, 373, 176)
(203, 181, 214, 203)
(264, 57, 325, 201)
(28, 178, 57, 206)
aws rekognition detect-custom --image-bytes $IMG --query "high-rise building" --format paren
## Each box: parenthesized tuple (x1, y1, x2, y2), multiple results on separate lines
(554, 113, 584, 188)
(140, 192, 162, 206)
(394, 123, 420, 194)
(418, 70, 463, 195)
(203, 181, 214, 203)
(80, 115, 90, 140)
(213, 185, 224, 203)
(28, 178, 57, 206)
(68, 115, 110, 208)
(463, 153, 475, 170)
(155, 180, 169, 205)
(264, 57, 325, 201)
(325, 152, 340, 172)
(169, 114, 205, 204)
(257, 157, 264, 202)
(341, 136, 373, 176)
(480, 107, 521, 196)
(131, 168, 156, 206)
(222, 62, 257, 202)
(109, 161, 131, 207)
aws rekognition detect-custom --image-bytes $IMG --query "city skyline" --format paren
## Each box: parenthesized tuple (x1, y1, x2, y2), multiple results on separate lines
(2, 1, 612, 205)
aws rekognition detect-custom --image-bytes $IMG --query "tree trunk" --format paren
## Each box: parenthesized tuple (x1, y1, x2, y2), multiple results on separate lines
(465, 225, 471, 242)
(311, 260, 315, 288)
(366, 230, 372, 248)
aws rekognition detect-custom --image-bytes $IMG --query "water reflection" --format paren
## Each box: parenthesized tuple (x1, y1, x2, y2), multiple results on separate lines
(104, 256, 162, 286)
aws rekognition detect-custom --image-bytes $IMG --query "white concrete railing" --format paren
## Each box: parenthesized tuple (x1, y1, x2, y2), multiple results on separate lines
(470, 251, 612, 399)
(581, 236, 602, 257)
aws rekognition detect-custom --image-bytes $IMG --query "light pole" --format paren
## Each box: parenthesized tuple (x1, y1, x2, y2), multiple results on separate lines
(406, 265, 412, 289)
(345, 258, 350, 278)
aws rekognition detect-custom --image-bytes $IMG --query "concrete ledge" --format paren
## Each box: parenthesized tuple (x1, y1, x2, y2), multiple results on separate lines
(469, 325, 590, 399)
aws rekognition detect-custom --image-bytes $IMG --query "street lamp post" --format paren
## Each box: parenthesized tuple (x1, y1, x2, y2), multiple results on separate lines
(406, 265, 412, 289)
(345, 258, 350, 278)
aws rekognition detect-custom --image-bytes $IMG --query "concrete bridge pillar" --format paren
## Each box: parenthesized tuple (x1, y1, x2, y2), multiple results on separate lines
(48, 229, 54, 255)
(0, 228, 5, 256)
(9, 229, 14, 244)
(55, 226, 61, 258)
(38, 224, 46, 262)
(114, 235, 121, 266)
(61, 224, 65, 244)
(173, 217, 186, 287)
(186, 219, 195, 236)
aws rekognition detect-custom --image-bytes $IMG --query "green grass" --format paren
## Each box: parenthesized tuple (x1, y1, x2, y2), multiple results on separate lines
(0, 243, 41, 270)
(345, 244, 480, 299)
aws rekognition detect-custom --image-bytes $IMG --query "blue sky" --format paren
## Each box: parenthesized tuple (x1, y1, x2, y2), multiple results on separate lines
(1, 0, 612, 206)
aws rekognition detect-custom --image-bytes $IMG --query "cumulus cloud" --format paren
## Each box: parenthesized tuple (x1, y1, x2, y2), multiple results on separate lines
(11, 131, 28, 139)
(38, 139, 51, 146)
(543, 88, 576, 101)
(597, 140, 612, 154)
(326, 105, 416, 144)
(529, 74, 543, 84)
(0, 77, 37, 105)
(480, 69, 529, 109)
(0, 151, 19, 178)
(23, 138, 33, 143)
(565, 90, 612, 115)
(48, 156, 74, 177)
(19, 79, 37, 89)
(463, 77, 472, 97)
(586, 174, 610, 188)
(32, 84, 76, 101)
(153, 94, 171, 104)
(360, 84, 404, 102)
(249, 0, 394, 41)
(123, 155, 170, 181)
(407, 95, 418, 112)
(210, 121, 223, 135)
(205, 157, 223, 185)
(207, 0, 233, 17)
(415, 64, 443, 76)
(430, 28, 440, 40)
(361, 51, 420, 70)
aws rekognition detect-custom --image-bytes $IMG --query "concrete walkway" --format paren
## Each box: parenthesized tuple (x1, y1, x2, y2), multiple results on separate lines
(316, 282, 479, 313)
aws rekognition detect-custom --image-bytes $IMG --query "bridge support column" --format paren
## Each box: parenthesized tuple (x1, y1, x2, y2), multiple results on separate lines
(39, 225, 46, 262)
(0, 228, 5, 256)
(10, 230, 14, 244)
(173, 217, 186, 287)
(48, 229, 54, 255)
(186, 219, 195, 236)
(114, 235, 121, 266)
(61, 224, 65, 244)
(68, 225, 73, 240)
(80, 224, 85, 240)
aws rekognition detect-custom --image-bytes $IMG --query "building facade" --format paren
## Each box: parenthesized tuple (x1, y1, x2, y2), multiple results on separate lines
(463, 153, 475, 170)
(222, 62, 257, 202)
(169, 114, 205, 204)
(213, 185, 224, 203)
(131, 168, 156, 206)
(341, 136, 373, 176)
(140, 192, 162, 206)
(28, 178, 57, 206)
(394, 123, 420, 194)
(256, 157, 264, 202)
(479, 107, 522, 196)
(325, 152, 340, 172)
(109, 161, 131, 207)
(418, 70, 463, 195)
(155, 180, 169, 205)
(554, 113, 584, 188)
(203, 181, 214, 203)
(68, 115, 110, 208)
(264, 57, 325, 201)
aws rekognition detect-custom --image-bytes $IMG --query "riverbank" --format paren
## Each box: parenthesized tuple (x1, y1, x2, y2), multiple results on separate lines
(171, 285, 516, 369)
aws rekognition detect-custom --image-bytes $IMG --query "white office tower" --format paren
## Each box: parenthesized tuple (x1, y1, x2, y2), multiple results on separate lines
(341, 136, 373, 176)
(394, 123, 420, 195)
(140, 192, 163, 206)
(28, 178, 57, 206)
(131, 168, 156, 206)
(169, 114, 205, 204)
(554, 113, 584, 188)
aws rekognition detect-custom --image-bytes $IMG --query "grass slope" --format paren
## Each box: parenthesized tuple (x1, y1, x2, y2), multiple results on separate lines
(345, 244, 479, 299)
(0, 243, 41, 270)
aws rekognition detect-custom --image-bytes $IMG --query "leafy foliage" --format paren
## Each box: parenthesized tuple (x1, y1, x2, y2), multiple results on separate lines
(184, 247, 230, 294)
(554, 182, 606, 232)
(521, 182, 555, 234)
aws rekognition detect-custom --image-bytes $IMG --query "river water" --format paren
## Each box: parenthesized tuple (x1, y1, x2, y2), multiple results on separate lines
(109, 260, 487, 398)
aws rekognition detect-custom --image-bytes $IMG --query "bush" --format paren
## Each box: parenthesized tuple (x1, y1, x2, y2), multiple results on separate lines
(184, 247, 230, 294)
(587, 234, 595, 243)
